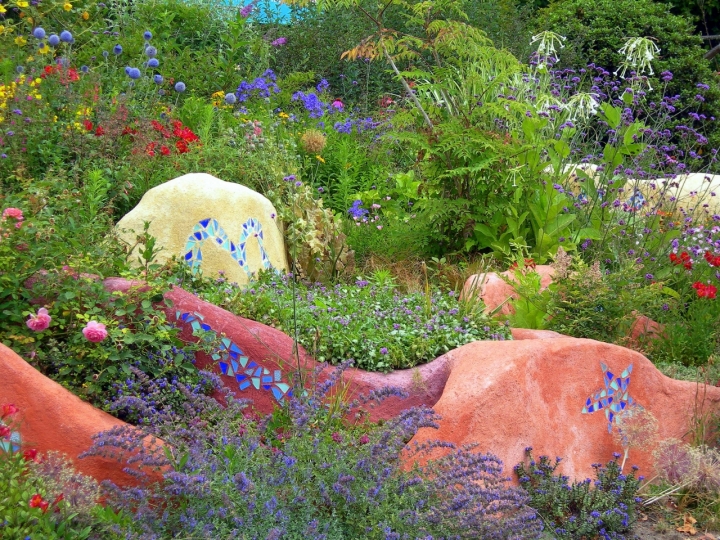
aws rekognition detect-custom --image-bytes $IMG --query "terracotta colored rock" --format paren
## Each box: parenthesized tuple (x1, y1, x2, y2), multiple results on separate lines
(462, 265, 555, 316)
(409, 337, 720, 481)
(103, 278, 457, 420)
(628, 314, 665, 344)
(115, 173, 288, 286)
(0, 342, 132, 485)
(511, 328, 564, 340)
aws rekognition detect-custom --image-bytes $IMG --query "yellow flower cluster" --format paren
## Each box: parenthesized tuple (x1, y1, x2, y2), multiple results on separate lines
(0, 76, 43, 124)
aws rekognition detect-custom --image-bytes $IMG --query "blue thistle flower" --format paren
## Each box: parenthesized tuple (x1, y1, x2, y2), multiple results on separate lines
(60, 30, 73, 43)
(147, 58, 159, 68)
(145, 45, 157, 58)
(48, 34, 60, 47)
(32, 27, 46, 39)
(143, 30, 153, 40)
(128, 68, 142, 80)
(224, 93, 236, 105)
(113, 44, 123, 55)
(154, 74, 164, 84)
(174, 81, 186, 92)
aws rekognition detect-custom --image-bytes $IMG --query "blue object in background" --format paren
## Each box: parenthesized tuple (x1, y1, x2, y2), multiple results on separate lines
(236, 0, 294, 24)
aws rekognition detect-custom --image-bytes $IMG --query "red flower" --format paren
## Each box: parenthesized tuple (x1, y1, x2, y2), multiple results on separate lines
(95, 125, 105, 136)
(83, 119, 94, 132)
(23, 448, 39, 462)
(175, 139, 189, 154)
(670, 252, 693, 270)
(705, 251, 720, 267)
(0, 425, 10, 438)
(29, 494, 49, 513)
(146, 142, 157, 157)
(693, 282, 718, 299)
(358, 434, 369, 445)
(1, 403, 19, 417)
(160, 145, 171, 156)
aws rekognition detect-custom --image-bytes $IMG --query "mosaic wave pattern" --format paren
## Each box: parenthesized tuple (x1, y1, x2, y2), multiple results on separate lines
(0, 427, 21, 453)
(582, 362, 636, 432)
(176, 310, 292, 401)
(184, 217, 272, 277)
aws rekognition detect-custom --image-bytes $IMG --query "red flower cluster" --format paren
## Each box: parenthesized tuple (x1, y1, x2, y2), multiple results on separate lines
(704, 251, 720, 267)
(82, 119, 105, 136)
(145, 119, 199, 156)
(29, 494, 49, 513)
(40, 65, 79, 84)
(1, 403, 19, 418)
(669, 251, 693, 270)
(693, 282, 717, 299)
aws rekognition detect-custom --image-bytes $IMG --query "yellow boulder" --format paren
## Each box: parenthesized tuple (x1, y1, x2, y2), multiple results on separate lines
(116, 173, 288, 284)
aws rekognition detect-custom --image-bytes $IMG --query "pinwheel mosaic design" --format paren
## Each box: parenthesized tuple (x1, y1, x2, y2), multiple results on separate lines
(582, 362, 637, 432)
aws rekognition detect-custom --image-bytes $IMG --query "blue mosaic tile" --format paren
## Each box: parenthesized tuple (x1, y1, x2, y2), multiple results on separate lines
(582, 362, 637, 432)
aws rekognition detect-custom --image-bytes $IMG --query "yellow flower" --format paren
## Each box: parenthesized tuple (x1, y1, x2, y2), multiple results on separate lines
(316, 155, 325, 163)
(63, 2, 72, 10)
(278, 111, 289, 119)
(17, 1, 28, 7)
(0, 6, 6, 13)
(81, 10, 89, 19)
(38, 44, 49, 54)
(14, 36, 27, 46)
(25, 56, 34, 62)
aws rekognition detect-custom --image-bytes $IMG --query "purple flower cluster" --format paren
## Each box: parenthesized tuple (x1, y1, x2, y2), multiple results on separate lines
(235, 69, 280, 102)
(82, 362, 541, 538)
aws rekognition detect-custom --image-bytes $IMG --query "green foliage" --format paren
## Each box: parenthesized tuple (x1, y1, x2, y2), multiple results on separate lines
(207, 271, 508, 371)
(515, 450, 642, 539)
(542, 253, 665, 343)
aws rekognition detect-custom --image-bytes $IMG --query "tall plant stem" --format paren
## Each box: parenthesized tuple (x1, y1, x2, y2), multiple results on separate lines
(381, 43, 434, 131)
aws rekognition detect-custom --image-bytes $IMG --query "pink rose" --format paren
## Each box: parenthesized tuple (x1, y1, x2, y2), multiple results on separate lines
(26, 308, 51, 332)
(82, 321, 108, 342)
(2, 207, 23, 221)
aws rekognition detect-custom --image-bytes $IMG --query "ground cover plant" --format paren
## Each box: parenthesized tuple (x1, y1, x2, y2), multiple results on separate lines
(185, 269, 509, 371)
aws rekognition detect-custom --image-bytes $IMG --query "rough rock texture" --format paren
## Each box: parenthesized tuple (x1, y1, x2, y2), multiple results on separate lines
(104, 278, 456, 420)
(409, 338, 720, 480)
(0, 343, 131, 484)
(115, 173, 288, 286)
(462, 265, 555, 315)
(629, 315, 665, 345)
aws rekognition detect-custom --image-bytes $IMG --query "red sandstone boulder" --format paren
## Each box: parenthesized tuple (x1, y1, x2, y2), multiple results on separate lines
(462, 266, 555, 316)
(103, 278, 456, 420)
(0, 342, 131, 485)
(409, 337, 720, 480)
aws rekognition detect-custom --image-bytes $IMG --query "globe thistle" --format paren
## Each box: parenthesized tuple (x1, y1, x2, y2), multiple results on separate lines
(15, 66, 24, 73)
(300, 129, 326, 154)
(224, 93, 237, 105)
(145, 45, 157, 58)
(60, 30, 73, 43)
(147, 58, 159, 68)
(154, 74, 163, 84)
(32, 27, 46, 39)
(81, 65, 89, 73)
(128, 68, 141, 80)
(48, 34, 60, 47)
(113, 44, 122, 55)
(143, 30, 152, 40)
(174, 81, 186, 92)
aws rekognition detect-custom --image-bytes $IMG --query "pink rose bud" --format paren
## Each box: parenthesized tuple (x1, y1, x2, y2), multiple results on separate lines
(26, 308, 51, 332)
(82, 321, 108, 343)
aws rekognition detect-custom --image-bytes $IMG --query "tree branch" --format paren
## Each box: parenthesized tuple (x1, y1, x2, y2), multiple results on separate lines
(381, 42, 434, 130)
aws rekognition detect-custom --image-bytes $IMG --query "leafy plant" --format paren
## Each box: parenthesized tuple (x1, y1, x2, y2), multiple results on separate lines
(515, 449, 643, 539)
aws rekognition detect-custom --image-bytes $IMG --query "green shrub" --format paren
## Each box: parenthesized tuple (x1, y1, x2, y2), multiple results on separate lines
(515, 450, 642, 540)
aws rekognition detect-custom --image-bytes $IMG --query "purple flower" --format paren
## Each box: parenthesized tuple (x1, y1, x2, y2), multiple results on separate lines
(174, 81, 186, 92)
(32, 27, 46, 39)
(60, 30, 73, 43)
(380, 347, 388, 355)
(271, 37, 287, 47)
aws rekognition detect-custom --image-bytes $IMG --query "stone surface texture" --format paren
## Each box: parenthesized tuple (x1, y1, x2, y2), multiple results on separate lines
(0, 342, 131, 485)
(409, 337, 720, 480)
(462, 265, 555, 315)
(115, 173, 288, 286)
